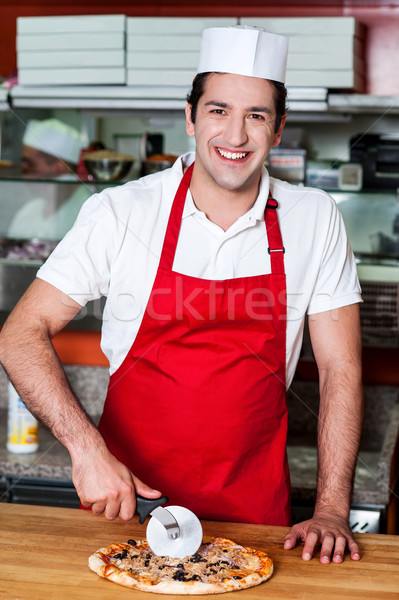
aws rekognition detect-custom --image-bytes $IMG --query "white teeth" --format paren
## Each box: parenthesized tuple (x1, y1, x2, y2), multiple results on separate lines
(217, 148, 248, 160)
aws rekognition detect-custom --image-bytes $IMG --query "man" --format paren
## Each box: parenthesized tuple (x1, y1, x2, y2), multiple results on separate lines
(0, 27, 363, 565)
(20, 118, 84, 177)
(8, 118, 87, 239)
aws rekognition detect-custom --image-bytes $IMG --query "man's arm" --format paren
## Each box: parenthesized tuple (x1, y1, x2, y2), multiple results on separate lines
(284, 303, 363, 563)
(0, 278, 161, 519)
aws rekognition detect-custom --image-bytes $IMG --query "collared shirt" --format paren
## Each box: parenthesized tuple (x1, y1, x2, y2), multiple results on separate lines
(38, 152, 361, 387)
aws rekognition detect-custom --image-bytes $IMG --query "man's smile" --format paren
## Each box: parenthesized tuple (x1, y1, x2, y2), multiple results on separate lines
(216, 147, 250, 161)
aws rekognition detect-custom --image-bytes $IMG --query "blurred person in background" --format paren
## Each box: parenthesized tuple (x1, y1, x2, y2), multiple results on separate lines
(20, 118, 84, 178)
(8, 118, 87, 239)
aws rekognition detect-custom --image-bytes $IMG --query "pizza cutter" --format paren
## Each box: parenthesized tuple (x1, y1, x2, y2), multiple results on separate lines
(135, 495, 203, 559)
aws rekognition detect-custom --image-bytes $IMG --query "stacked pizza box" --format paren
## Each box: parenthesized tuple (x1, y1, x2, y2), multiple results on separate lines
(15, 15, 365, 94)
(240, 17, 366, 92)
(16, 15, 126, 86)
(125, 17, 237, 98)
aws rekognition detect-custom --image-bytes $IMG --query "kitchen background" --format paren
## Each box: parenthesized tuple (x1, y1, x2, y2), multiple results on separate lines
(0, 1, 398, 536)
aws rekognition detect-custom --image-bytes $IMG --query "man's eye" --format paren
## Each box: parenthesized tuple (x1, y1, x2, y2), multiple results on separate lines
(211, 109, 225, 115)
(248, 114, 265, 120)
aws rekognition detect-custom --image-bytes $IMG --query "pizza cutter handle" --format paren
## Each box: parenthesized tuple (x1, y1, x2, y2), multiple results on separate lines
(136, 494, 169, 524)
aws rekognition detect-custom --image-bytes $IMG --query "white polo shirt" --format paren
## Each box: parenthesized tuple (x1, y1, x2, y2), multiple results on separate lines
(37, 152, 361, 387)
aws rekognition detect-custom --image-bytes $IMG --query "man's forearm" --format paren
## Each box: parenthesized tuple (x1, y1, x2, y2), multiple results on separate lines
(0, 279, 161, 520)
(284, 305, 363, 563)
(0, 311, 103, 457)
(315, 362, 364, 517)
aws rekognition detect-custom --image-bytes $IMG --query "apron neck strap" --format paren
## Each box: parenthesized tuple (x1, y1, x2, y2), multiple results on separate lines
(159, 162, 194, 271)
(265, 195, 285, 275)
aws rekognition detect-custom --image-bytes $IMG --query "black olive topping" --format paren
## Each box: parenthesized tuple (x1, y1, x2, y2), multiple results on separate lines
(172, 569, 187, 581)
(231, 565, 240, 570)
(233, 576, 242, 580)
(127, 539, 137, 546)
(177, 563, 184, 568)
(131, 554, 139, 559)
(189, 554, 207, 563)
(146, 553, 152, 559)
(113, 549, 128, 560)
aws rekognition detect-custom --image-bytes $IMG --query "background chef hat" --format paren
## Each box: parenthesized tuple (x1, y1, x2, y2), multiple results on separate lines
(23, 118, 85, 164)
(197, 26, 289, 83)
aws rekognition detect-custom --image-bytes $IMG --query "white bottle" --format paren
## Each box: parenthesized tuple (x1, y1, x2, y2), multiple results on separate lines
(7, 382, 39, 454)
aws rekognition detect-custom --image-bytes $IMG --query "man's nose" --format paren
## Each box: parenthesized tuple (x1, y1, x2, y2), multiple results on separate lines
(224, 116, 248, 147)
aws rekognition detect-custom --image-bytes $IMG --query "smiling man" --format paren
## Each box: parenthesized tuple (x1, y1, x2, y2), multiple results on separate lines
(0, 26, 363, 567)
(185, 72, 286, 229)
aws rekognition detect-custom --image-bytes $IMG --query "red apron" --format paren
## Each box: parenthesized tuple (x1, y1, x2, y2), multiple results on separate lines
(98, 162, 290, 526)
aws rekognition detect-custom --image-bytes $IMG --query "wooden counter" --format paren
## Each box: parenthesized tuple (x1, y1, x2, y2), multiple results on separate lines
(1, 503, 398, 600)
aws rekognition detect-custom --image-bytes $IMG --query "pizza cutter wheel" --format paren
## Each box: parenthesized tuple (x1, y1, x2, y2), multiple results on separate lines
(136, 495, 203, 559)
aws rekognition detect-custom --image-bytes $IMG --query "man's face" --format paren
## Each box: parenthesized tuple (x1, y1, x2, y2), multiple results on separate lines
(185, 73, 286, 195)
(21, 145, 62, 177)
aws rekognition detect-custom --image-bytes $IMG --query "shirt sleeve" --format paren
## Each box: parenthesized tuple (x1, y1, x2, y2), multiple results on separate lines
(306, 198, 362, 315)
(37, 190, 118, 306)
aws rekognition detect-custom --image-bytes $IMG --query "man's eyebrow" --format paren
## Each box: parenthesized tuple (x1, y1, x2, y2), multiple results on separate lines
(248, 105, 273, 114)
(204, 100, 272, 114)
(204, 101, 230, 109)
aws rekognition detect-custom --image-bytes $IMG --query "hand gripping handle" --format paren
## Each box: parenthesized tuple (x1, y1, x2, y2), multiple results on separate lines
(136, 494, 169, 524)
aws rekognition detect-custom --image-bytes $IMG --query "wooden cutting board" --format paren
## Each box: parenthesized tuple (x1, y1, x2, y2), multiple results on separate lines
(1, 503, 398, 600)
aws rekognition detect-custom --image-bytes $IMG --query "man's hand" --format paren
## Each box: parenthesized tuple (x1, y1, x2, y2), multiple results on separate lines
(283, 511, 360, 564)
(72, 445, 162, 521)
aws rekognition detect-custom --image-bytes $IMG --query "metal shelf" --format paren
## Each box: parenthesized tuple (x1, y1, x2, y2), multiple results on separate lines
(4, 85, 399, 117)
(329, 94, 399, 114)
(10, 85, 188, 112)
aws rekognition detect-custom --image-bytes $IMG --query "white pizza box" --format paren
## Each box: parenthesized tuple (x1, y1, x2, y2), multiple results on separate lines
(126, 51, 198, 70)
(286, 69, 364, 91)
(127, 69, 195, 87)
(127, 35, 201, 53)
(239, 17, 365, 38)
(127, 44, 364, 74)
(285, 35, 363, 56)
(287, 87, 327, 101)
(16, 32, 125, 52)
(17, 14, 126, 34)
(127, 17, 237, 35)
(126, 33, 363, 56)
(18, 67, 126, 86)
(287, 100, 328, 112)
(288, 52, 364, 73)
(18, 49, 125, 70)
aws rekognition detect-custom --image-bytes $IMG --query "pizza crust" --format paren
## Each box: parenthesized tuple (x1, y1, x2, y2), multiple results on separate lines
(89, 538, 273, 595)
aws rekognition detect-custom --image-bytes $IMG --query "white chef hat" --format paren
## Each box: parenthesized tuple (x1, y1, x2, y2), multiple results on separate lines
(197, 26, 289, 83)
(23, 118, 85, 164)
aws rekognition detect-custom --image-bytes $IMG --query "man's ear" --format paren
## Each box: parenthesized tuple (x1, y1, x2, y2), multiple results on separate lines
(185, 103, 195, 137)
(272, 114, 287, 147)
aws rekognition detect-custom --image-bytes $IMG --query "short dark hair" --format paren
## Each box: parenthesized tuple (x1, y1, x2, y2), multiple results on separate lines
(186, 72, 288, 133)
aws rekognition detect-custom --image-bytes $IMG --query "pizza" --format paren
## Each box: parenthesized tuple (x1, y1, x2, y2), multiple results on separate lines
(88, 536, 273, 594)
